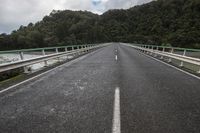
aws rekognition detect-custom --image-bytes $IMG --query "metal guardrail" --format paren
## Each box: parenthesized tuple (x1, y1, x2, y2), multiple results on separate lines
(0, 44, 108, 73)
(123, 43, 200, 73)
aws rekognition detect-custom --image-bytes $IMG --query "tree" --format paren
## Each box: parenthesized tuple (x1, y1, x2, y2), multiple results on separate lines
(0, 0, 200, 50)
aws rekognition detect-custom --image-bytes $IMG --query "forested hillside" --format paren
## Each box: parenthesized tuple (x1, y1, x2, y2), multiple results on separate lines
(0, 0, 200, 50)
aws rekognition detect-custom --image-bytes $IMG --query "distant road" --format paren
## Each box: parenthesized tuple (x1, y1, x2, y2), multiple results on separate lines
(0, 43, 200, 133)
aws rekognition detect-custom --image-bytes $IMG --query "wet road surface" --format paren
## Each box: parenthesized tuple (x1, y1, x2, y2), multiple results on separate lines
(0, 43, 200, 133)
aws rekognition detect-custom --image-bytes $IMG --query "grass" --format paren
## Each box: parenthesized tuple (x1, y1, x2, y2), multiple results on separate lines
(0, 74, 24, 84)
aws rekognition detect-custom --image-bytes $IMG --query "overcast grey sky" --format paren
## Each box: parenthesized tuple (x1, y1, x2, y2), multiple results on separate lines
(0, 0, 152, 34)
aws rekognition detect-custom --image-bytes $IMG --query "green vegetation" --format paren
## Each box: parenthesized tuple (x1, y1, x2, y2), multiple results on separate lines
(0, 68, 23, 81)
(0, 0, 200, 50)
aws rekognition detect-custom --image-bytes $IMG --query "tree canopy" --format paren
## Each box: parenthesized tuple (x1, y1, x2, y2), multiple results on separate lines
(0, 0, 200, 50)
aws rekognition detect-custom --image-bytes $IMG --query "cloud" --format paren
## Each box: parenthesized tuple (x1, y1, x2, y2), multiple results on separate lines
(0, 0, 152, 33)
(137, 0, 153, 5)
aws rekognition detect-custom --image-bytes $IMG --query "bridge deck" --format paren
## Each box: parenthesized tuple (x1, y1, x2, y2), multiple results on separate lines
(0, 43, 200, 133)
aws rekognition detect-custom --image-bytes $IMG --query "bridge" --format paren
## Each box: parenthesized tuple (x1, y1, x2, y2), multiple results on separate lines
(0, 43, 200, 133)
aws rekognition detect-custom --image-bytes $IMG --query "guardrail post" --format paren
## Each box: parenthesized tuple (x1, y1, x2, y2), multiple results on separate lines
(140, 45, 143, 52)
(183, 50, 186, 56)
(78, 46, 82, 55)
(55, 48, 58, 53)
(141, 45, 143, 52)
(19, 51, 29, 73)
(42, 49, 48, 66)
(19, 51, 24, 60)
(65, 47, 69, 59)
(65, 47, 68, 52)
(55, 48, 61, 62)
(180, 62, 184, 67)
(163, 47, 165, 52)
(144, 45, 147, 53)
(171, 48, 174, 53)
(160, 47, 165, 59)
(156, 46, 159, 51)
(71, 46, 76, 57)
(146, 45, 149, 54)
(81, 46, 84, 54)
(198, 67, 200, 74)
(154, 46, 159, 57)
(168, 48, 174, 63)
(75, 46, 79, 56)
(85, 45, 88, 52)
(83, 45, 86, 52)
(81, 46, 83, 53)
(150, 46, 153, 55)
(180, 50, 186, 67)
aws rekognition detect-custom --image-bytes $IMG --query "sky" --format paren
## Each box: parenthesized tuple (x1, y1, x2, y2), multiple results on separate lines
(0, 0, 152, 34)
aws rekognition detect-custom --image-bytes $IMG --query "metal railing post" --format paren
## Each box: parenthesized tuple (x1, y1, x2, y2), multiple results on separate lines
(183, 50, 186, 56)
(55, 48, 61, 61)
(180, 50, 186, 67)
(42, 49, 48, 66)
(141, 45, 144, 52)
(151, 46, 153, 55)
(160, 47, 165, 59)
(65, 47, 68, 59)
(145, 45, 148, 53)
(19, 51, 29, 73)
(154, 46, 159, 57)
(78, 46, 82, 55)
(198, 66, 200, 74)
(140, 45, 143, 52)
(168, 48, 173, 63)
(197, 66, 200, 73)
(65, 47, 68, 52)
(19, 51, 24, 60)
(86, 45, 88, 52)
(147, 45, 150, 54)
(163, 47, 165, 52)
(55, 48, 58, 53)
(71, 46, 75, 57)
(75, 46, 79, 55)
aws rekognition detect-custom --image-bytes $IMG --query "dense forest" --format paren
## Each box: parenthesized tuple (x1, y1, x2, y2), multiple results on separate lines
(0, 0, 200, 50)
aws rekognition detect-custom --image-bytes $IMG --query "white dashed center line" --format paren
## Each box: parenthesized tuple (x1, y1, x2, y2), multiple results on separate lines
(115, 49, 118, 61)
(112, 87, 121, 133)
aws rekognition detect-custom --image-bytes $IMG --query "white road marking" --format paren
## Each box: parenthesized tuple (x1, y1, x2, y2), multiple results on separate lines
(112, 87, 121, 133)
(115, 49, 118, 61)
(0, 53, 92, 94)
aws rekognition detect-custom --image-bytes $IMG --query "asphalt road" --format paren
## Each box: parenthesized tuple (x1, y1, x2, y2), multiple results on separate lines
(0, 43, 200, 133)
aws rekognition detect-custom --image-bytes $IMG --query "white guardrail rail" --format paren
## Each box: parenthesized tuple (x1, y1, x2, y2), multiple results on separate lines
(0, 43, 108, 73)
(123, 43, 200, 73)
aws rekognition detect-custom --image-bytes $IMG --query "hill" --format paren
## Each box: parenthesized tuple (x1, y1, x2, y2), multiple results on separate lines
(0, 0, 200, 50)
